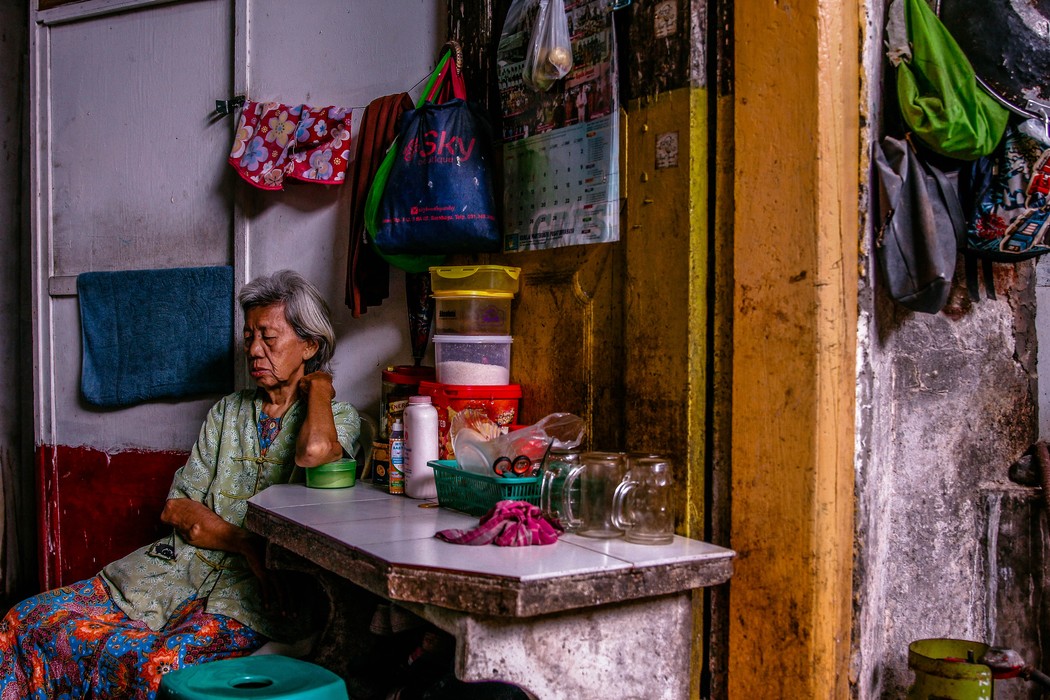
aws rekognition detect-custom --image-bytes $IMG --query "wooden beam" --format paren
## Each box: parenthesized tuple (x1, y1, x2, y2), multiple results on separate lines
(729, 0, 859, 696)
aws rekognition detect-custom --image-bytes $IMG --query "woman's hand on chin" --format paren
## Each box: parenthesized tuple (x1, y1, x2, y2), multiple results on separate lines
(298, 371, 335, 402)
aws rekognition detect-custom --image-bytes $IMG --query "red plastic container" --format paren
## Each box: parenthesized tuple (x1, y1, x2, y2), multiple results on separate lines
(418, 381, 523, 460)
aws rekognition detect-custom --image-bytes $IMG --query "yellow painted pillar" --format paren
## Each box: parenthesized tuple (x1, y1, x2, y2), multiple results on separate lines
(729, 0, 860, 696)
(623, 86, 708, 696)
(624, 88, 707, 540)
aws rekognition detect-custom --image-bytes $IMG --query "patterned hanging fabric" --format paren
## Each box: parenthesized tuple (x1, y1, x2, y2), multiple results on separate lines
(228, 100, 352, 190)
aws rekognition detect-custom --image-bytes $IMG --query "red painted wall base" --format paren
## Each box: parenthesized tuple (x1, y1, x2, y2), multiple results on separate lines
(35, 445, 188, 591)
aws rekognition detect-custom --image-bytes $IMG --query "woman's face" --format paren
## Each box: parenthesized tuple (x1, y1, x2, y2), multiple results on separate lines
(243, 303, 317, 395)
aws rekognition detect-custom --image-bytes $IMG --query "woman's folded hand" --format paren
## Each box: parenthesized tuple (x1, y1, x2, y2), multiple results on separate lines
(161, 498, 248, 554)
(297, 371, 335, 401)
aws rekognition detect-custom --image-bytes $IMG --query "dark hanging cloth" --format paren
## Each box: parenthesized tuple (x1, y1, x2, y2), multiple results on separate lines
(345, 93, 414, 317)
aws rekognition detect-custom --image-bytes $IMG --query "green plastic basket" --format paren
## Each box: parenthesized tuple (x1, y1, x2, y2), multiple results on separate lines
(429, 460, 541, 516)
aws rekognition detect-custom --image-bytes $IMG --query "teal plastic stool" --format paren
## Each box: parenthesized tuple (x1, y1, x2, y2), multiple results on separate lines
(158, 655, 348, 700)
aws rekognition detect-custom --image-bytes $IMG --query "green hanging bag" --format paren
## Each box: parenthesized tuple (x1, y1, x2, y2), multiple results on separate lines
(889, 0, 1009, 160)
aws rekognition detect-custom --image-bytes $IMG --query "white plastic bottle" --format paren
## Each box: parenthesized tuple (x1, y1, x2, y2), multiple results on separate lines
(403, 395, 439, 499)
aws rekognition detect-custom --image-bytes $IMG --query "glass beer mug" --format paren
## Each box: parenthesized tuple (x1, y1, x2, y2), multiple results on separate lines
(539, 447, 582, 531)
(558, 451, 628, 539)
(611, 456, 675, 544)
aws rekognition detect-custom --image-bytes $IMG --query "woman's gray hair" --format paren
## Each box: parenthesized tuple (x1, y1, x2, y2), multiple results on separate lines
(238, 270, 335, 374)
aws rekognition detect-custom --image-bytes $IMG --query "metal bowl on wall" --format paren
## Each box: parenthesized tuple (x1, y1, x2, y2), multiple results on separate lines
(938, 0, 1050, 109)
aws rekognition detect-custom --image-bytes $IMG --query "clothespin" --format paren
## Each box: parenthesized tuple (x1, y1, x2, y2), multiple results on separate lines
(214, 95, 246, 117)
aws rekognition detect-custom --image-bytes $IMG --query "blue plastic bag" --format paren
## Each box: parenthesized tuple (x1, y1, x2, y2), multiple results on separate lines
(373, 58, 501, 257)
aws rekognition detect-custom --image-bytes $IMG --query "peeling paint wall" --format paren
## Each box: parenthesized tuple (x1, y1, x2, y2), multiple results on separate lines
(857, 271, 1041, 697)
(1037, 263, 1050, 441)
(855, 2, 1045, 695)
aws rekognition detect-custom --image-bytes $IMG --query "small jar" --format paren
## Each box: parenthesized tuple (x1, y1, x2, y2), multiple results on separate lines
(380, 366, 435, 440)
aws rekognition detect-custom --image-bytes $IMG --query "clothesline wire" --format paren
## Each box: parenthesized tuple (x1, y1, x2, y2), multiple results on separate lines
(343, 65, 445, 113)
(229, 62, 449, 117)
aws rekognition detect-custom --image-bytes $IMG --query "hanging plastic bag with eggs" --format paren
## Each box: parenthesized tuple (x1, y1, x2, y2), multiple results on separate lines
(523, 0, 574, 92)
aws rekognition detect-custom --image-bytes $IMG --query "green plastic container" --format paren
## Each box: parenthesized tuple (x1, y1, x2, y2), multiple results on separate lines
(305, 458, 357, 489)
(430, 459, 540, 516)
(158, 654, 348, 699)
(907, 638, 992, 699)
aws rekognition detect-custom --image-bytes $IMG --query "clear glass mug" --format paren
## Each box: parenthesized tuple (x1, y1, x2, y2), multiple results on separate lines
(539, 448, 582, 531)
(611, 456, 674, 544)
(559, 451, 628, 538)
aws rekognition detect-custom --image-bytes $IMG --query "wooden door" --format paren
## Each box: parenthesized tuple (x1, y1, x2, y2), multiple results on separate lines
(30, 0, 235, 588)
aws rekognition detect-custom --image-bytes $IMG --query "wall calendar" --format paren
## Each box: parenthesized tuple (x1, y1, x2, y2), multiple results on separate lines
(497, 0, 621, 252)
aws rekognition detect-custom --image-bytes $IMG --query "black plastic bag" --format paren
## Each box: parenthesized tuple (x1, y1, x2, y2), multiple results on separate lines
(874, 134, 965, 313)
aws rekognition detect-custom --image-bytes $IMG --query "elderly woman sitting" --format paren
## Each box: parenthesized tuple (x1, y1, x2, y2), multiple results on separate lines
(0, 270, 360, 699)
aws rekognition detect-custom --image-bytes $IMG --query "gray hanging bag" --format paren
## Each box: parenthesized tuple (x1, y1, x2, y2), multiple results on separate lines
(874, 134, 966, 313)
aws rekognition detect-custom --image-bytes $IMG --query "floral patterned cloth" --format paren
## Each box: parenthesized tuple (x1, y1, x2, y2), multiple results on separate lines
(228, 100, 352, 190)
(0, 575, 262, 700)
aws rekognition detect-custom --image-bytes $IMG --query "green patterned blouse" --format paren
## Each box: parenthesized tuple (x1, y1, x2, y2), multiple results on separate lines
(101, 389, 360, 640)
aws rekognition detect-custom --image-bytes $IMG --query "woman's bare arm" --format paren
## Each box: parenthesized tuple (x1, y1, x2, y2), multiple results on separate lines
(295, 371, 343, 467)
(161, 498, 280, 602)
(161, 499, 262, 570)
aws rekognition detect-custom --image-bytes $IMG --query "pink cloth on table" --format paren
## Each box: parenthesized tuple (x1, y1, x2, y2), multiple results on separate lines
(435, 500, 561, 546)
(228, 99, 352, 190)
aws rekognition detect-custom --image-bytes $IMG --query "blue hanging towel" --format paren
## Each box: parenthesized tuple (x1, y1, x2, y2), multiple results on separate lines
(78, 266, 234, 408)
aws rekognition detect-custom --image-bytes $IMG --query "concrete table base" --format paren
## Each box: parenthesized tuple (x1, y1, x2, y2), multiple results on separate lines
(417, 594, 692, 700)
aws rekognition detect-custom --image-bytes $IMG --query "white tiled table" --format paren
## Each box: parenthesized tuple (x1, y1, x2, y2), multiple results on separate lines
(246, 483, 734, 699)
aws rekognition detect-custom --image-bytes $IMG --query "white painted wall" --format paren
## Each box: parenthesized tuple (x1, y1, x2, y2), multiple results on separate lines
(241, 0, 444, 430)
(32, 0, 445, 452)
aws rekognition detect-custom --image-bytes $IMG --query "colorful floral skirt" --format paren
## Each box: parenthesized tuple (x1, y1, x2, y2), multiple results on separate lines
(0, 575, 263, 699)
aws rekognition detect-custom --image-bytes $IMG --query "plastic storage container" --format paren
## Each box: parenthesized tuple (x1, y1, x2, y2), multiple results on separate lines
(430, 460, 541, 516)
(434, 293, 513, 335)
(430, 265, 521, 296)
(907, 639, 992, 699)
(433, 335, 513, 385)
(305, 458, 357, 489)
(419, 381, 523, 460)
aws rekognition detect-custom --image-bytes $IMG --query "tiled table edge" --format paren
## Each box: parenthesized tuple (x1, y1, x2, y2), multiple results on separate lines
(246, 499, 734, 618)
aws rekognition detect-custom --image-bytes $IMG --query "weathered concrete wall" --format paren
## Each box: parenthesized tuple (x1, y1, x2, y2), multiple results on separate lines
(856, 268, 1041, 697)
(1037, 263, 1050, 440)
(0, 0, 29, 602)
(854, 2, 1046, 693)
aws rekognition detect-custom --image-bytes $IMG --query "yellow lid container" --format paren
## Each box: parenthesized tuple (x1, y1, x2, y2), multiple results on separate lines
(429, 265, 521, 296)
